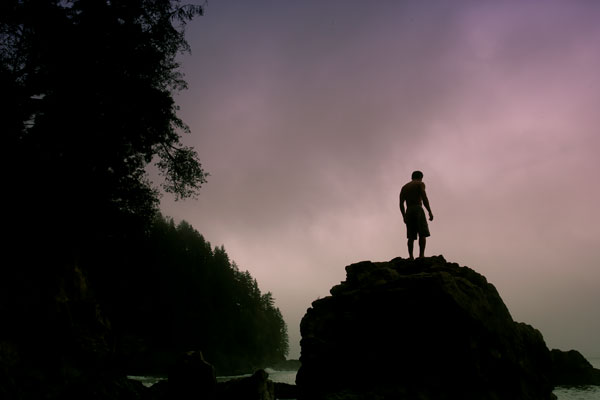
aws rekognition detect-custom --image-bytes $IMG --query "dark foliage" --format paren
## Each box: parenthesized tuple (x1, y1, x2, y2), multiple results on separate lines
(1, 0, 205, 355)
(2, 0, 207, 250)
(87, 214, 289, 375)
(0, 0, 286, 392)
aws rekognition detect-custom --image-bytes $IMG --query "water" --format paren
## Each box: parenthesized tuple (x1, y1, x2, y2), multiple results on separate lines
(130, 358, 600, 399)
(215, 368, 297, 384)
(128, 368, 296, 388)
(264, 368, 297, 385)
(553, 357, 600, 400)
(127, 375, 166, 388)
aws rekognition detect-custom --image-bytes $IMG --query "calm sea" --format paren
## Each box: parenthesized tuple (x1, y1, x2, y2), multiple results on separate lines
(130, 358, 600, 399)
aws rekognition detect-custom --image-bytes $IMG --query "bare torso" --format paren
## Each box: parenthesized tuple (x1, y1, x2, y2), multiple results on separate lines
(400, 180, 426, 208)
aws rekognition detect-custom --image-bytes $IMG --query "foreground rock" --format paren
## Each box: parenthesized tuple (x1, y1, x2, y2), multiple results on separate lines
(217, 369, 274, 400)
(298, 256, 561, 400)
(168, 350, 216, 399)
(274, 381, 299, 399)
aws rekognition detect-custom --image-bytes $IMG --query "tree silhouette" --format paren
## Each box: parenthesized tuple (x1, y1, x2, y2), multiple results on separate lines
(1, 0, 210, 389)
(1, 2, 290, 383)
(89, 214, 289, 375)
(2, 0, 207, 247)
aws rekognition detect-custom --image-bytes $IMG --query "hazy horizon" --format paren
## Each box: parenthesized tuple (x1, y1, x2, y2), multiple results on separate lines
(158, 0, 600, 359)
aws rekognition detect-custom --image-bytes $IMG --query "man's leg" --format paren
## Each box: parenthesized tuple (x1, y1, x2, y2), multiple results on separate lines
(418, 236, 426, 258)
(407, 239, 414, 260)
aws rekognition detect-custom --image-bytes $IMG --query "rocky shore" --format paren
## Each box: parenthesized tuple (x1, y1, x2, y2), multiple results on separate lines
(2, 255, 598, 399)
(297, 255, 600, 400)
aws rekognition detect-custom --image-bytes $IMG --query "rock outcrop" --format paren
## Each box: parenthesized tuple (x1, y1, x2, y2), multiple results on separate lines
(297, 256, 557, 400)
(168, 350, 217, 399)
(550, 349, 600, 386)
(217, 369, 274, 400)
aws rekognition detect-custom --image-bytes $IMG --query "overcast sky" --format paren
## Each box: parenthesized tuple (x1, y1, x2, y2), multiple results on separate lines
(158, 0, 600, 359)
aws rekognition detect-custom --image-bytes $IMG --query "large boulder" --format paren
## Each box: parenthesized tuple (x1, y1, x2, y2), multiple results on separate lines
(297, 256, 555, 400)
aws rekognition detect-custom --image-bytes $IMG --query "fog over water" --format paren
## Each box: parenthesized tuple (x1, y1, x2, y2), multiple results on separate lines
(159, 0, 600, 359)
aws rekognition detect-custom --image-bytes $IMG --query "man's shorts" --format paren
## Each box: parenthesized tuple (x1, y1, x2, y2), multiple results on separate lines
(405, 206, 430, 240)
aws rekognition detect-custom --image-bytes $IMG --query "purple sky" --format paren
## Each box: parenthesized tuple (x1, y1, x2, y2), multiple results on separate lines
(158, 0, 600, 359)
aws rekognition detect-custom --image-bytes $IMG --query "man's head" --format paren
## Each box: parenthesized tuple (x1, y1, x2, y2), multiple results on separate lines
(411, 170, 424, 181)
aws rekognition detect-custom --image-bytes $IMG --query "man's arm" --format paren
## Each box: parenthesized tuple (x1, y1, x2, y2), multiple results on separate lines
(399, 190, 406, 221)
(421, 184, 433, 221)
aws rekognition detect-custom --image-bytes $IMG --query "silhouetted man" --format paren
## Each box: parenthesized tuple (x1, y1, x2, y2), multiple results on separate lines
(399, 170, 433, 259)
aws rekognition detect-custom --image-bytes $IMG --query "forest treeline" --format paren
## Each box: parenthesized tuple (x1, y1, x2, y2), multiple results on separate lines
(1, 0, 287, 394)
(89, 214, 289, 374)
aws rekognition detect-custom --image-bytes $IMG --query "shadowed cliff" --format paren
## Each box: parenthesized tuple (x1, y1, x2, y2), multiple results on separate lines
(297, 255, 599, 400)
